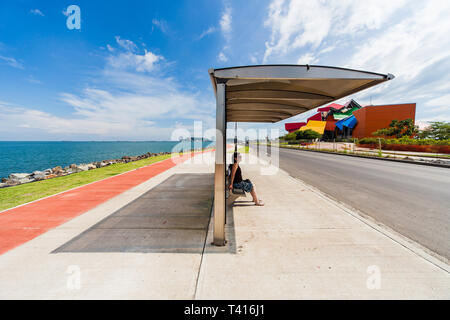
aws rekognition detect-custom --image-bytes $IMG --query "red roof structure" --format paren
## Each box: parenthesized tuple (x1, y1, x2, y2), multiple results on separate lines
(307, 113, 322, 122)
(285, 122, 306, 133)
(317, 106, 332, 112)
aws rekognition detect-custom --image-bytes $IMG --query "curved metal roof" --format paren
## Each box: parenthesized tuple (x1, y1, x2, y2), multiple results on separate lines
(209, 65, 394, 123)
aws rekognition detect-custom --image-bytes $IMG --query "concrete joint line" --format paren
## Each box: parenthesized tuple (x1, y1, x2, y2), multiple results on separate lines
(193, 200, 214, 299)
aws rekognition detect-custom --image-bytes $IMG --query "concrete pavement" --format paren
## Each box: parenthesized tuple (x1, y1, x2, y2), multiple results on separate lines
(195, 151, 450, 299)
(0, 150, 448, 299)
(277, 147, 450, 261)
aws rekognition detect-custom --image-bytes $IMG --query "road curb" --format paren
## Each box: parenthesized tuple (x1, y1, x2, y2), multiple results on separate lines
(278, 146, 450, 169)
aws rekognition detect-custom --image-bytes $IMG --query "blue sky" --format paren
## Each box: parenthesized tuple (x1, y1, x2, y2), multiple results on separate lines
(0, 0, 449, 140)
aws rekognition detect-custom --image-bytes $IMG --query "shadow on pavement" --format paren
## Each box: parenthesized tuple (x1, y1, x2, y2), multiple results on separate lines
(53, 173, 215, 254)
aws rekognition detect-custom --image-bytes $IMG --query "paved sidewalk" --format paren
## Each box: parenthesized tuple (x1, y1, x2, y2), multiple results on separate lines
(196, 151, 450, 299)
(0, 150, 448, 299)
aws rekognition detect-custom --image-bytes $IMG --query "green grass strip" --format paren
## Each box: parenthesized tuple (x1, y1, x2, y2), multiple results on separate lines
(227, 146, 249, 154)
(0, 153, 172, 212)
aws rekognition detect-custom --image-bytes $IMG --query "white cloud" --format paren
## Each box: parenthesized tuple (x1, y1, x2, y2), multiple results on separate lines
(107, 50, 163, 73)
(249, 54, 258, 64)
(264, 0, 331, 62)
(263, 0, 406, 62)
(0, 69, 215, 139)
(297, 52, 318, 65)
(152, 19, 170, 35)
(423, 95, 450, 116)
(30, 9, 44, 16)
(220, 6, 232, 37)
(198, 26, 216, 40)
(0, 103, 124, 135)
(217, 5, 233, 63)
(0, 55, 24, 69)
(348, 1, 450, 81)
(218, 52, 228, 62)
(341, 0, 450, 122)
(260, 0, 450, 124)
(108, 37, 163, 73)
(115, 36, 138, 52)
(0, 44, 215, 140)
(318, 45, 335, 55)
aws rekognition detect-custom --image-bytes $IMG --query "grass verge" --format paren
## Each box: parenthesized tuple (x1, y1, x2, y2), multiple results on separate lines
(0, 153, 172, 212)
(227, 146, 250, 154)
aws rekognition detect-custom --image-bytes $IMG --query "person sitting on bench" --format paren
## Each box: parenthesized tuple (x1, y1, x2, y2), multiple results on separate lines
(228, 152, 264, 206)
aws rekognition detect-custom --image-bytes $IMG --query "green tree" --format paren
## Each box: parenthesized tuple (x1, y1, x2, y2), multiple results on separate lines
(296, 129, 321, 140)
(418, 122, 450, 140)
(281, 132, 297, 141)
(372, 119, 418, 138)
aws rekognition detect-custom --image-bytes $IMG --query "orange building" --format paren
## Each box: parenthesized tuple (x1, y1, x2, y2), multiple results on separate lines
(352, 103, 416, 139)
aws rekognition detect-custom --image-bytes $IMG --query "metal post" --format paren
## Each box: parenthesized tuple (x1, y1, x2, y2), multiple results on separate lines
(214, 83, 226, 246)
(378, 138, 382, 156)
(234, 122, 237, 153)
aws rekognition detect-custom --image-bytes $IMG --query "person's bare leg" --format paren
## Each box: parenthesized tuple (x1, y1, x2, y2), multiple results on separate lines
(250, 187, 264, 205)
(250, 188, 258, 203)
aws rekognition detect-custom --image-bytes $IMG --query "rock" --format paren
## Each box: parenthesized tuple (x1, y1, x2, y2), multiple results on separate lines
(6, 180, 20, 187)
(87, 163, 96, 170)
(20, 177, 35, 184)
(52, 166, 63, 174)
(77, 164, 90, 171)
(32, 171, 47, 181)
(45, 174, 57, 179)
(70, 164, 78, 169)
(9, 173, 31, 181)
(8, 173, 35, 185)
(1, 177, 7, 183)
(0, 183, 7, 188)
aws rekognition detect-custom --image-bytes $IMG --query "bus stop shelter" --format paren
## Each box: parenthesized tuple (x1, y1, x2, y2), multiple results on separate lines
(209, 65, 394, 246)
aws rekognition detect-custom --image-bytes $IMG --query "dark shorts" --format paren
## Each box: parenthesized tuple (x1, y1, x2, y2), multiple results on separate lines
(233, 180, 253, 193)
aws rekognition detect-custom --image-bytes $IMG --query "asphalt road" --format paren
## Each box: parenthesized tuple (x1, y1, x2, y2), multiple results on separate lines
(277, 147, 450, 260)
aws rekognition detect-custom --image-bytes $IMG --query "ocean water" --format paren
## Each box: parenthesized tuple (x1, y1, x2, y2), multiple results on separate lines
(0, 141, 214, 179)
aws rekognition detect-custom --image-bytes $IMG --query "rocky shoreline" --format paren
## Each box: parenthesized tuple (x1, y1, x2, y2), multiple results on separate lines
(0, 151, 171, 189)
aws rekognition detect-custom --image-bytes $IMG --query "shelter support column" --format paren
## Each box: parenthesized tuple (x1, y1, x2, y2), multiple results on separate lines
(214, 83, 226, 246)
